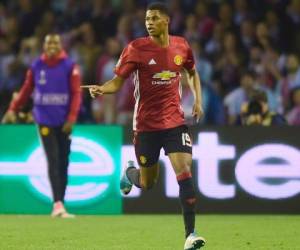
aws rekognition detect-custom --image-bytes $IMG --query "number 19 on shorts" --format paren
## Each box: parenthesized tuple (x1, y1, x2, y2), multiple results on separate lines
(182, 133, 192, 147)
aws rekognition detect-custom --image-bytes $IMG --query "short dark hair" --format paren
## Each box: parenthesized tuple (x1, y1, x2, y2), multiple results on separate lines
(146, 2, 169, 16)
(246, 89, 268, 115)
(249, 89, 268, 103)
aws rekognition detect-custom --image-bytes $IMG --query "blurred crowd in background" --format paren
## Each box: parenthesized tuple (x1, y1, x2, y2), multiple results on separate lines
(1, 0, 300, 126)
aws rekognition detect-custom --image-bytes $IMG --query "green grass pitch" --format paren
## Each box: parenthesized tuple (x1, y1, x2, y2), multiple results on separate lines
(0, 215, 299, 250)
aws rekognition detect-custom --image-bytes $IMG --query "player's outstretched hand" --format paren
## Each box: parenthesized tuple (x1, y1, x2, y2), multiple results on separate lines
(2, 110, 17, 124)
(81, 85, 103, 98)
(192, 103, 204, 123)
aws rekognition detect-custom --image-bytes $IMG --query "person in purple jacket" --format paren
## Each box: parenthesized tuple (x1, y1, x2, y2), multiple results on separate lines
(2, 34, 82, 218)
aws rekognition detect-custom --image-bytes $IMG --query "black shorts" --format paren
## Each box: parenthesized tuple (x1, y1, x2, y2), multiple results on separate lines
(133, 125, 192, 167)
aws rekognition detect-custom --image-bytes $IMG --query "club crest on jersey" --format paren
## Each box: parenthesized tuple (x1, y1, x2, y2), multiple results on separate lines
(153, 71, 176, 81)
(174, 55, 183, 65)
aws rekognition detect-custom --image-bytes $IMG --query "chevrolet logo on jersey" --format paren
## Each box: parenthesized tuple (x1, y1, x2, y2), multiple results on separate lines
(153, 71, 177, 81)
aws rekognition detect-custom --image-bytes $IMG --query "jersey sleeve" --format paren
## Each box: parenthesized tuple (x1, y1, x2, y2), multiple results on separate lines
(9, 69, 34, 112)
(67, 64, 82, 123)
(114, 43, 139, 79)
(183, 39, 195, 71)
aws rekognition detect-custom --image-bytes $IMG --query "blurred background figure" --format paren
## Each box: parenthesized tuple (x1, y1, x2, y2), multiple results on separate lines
(92, 37, 121, 124)
(238, 89, 286, 126)
(2, 34, 82, 218)
(286, 87, 300, 125)
(224, 70, 256, 125)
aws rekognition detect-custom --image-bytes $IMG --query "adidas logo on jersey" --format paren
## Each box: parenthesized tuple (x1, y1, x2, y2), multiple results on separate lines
(148, 58, 156, 65)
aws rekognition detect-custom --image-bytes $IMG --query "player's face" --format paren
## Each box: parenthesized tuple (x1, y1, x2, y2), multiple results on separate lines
(43, 35, 62, 58)
(145, 10, 169, 37)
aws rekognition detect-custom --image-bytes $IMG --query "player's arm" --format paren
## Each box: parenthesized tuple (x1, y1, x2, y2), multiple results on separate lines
(2, 69, 34, 123)
(62, 64, 82, 133)
(182, 38, 204, 122)
(97, 75, 125, 94)
(184, 68, 202, 104)
(184, 68, 204, 122)
(82, 76, 125, 98)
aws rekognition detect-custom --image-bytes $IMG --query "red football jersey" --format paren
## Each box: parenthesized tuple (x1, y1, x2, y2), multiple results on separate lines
(114, 35, 195, 131)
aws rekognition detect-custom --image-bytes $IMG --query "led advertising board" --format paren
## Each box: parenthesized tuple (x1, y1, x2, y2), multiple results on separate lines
(0, 125, 122, 214)
(123, 126, 300, 214)
(0, 125, 299, 214)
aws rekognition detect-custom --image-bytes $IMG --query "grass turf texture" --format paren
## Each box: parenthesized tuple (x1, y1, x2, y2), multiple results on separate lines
(0, 215, 299, 250)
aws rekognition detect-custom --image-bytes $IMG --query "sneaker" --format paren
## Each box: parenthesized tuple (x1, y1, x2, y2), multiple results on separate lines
(60, 211, 75, 219)
(120, 161, 134, 195)
(184, 232, 206, 250)
(51, 201, 75, 219)
(51, 201, 64, 217)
